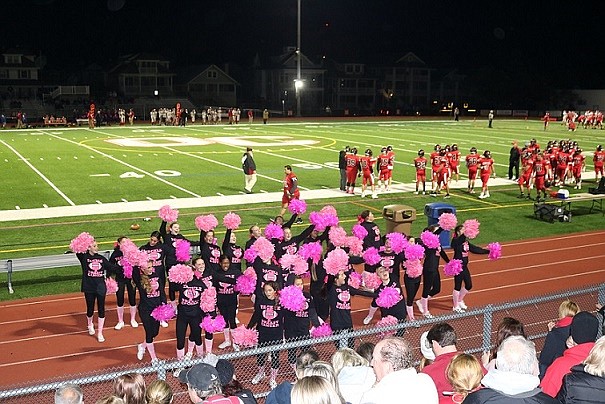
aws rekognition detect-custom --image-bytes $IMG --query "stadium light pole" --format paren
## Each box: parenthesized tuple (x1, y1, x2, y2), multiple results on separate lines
(296, 0, 302, 117)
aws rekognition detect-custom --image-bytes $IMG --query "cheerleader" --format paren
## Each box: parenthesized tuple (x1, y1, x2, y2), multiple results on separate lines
(328, 270, 375, 349)
(309, 259, 329, 321)
(221, 228, 244, 326)
(274, 224, 315, 261)
(374, 266, 406, 336)
(140, 231, 168, 327)
(416, 226, 449, 319)
(284, 275, 321, 369)
(200, 229, 221, 275)
(109, 237, 138, 330)
(450, 225, 489, 313)
(77, 239, 118, 343)
(214, 255, 241, 351)
(359, 210, 381, 251)
(133, 260, 166, 363)
(159, 221, 199, 305)
(378, 238, 405, 285)
(192, 257, 217, 355)
(252, 255, 284, 302)
(248, 281, 284, 390)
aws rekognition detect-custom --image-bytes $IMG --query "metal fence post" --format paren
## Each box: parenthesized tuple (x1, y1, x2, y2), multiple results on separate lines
(598, 284, 605, 306)
(482, 304, 493, 352)
(7, 260, 14, 294)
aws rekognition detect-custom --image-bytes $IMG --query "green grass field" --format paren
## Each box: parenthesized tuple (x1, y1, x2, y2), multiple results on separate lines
(1, 118, 603, 300)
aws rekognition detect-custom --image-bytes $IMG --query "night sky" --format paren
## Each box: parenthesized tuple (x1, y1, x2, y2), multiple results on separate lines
(3, 0, 604, 88)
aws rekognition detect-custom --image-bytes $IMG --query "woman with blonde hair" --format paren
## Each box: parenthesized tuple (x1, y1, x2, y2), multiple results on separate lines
(291, 375, 344, 404)
(331, 348, 375, 404)
(539, 299, 580, 379)
(145, 379, 173, 404)
(558, 335, 605, 402)
(113, 373, 146, 404)
(446, 353, 483, 403)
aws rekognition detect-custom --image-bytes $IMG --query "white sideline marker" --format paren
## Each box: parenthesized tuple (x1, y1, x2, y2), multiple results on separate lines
(15, 206, 20, 210)
(146, 197, 153, 201)
(121, 198, 128, 203)
(43, 204, 48, 208)
(170, 195, 177, 199)
(217, 193, 224, 196)
(90, 174, 110, 177)
(96, 200, 103, 204)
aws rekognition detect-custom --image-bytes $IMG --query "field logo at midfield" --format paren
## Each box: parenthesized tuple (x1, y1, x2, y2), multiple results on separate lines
(106, 136, 319, 148)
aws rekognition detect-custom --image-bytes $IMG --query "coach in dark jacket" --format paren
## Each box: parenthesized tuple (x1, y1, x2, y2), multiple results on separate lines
(242, 147, 257, 193)
(508, 140, 521, 180)
(338, 146, 349, 191)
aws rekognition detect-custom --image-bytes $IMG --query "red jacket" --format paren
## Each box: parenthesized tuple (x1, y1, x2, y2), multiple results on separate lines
(540, 342, 595, 397)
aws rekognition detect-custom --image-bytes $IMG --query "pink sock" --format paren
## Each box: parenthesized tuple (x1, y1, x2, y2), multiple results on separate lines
(459, 287, 469, 302)
(97, 317, 105, 336)
(116, 306, 124, 323)
(87, 316, 94, 327)
(146, 342, 157, 360)
(195, 344, 204, 357)
(176, 348, 185, 360)
(421, 297, 429, 313)
(366, 306, 378, 318)
(453, 290, 460, 308)
(187, 340, 196, 355)
(129, 306, 137, 322)
(270, 368, 278, 381)
(223, 329, 231, 343)
(204, 338, 213, 355)
(406, 305, 415, 321)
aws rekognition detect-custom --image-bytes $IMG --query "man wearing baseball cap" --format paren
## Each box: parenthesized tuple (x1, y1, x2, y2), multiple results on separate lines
(179, 362, 242, 403)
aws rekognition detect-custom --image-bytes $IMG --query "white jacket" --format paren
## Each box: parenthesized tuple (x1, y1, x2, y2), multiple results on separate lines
(360, 367, 438, 404)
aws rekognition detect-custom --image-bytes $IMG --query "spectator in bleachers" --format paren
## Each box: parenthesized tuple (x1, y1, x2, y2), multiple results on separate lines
(178, 362, 240, 403)
(360, 336, 438, 403)
(539, 300, 579, 379)
(215, 358, 257, 404)
(113, 373, 146, 404)
(54, 383, 83, 404)
(291, 375, 343, 404)
(95, 395, 125, 404)
(421, 323, 461, 403)
(445, 353, 483, 403)
(465, 336, 556, 403)
(482, 317, 526, 372)
(419, 331, 435, 371)
(541, 311, 599, 397)
(144, 379, 173, 404)
(557, 335, 605, 403)
(302, 361, 344, 402)
(331, 348, 375, 404)
(356, 341, 375, 364)
(266, 350, 318, 404)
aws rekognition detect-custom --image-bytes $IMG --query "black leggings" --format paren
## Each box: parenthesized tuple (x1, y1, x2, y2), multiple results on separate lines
(168, 281, 179, 302)
(257, 336, 282, 368)
(333, 327, 355, 349)
(139, 306, 160, 343)
(116, 279, 136, 307)
(176, 311, 202, 349)
(84, 292, 105, 318)
(403, 276, 421, 306)
(218, 300, 237, 329)
(454, 266, 472, 291)
(422, 270, 441, 298)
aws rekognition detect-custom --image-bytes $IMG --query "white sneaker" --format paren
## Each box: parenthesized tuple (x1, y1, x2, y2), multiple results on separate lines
(485, 192, 491, 198)
(251, 371, 265, 385)
(458, 301, 468, 310)
(478, 194, 486, 199)
(218, 340, 231, 349)
(151, 358, 160, 366)
(453, 306, 466, 313)
(97, 334, 105, 343)
(235, 317, 240, 324)
(371, 193, 378, 199)
(424, 312, 434, 319)
(361, 191, 366, 198)
(415, 300, 425, 314)
(137, 344, 145, 360)
(160, 321, 168, 328)
(131, 319, 139, 328)
(114, 321, 124, 330)
(269, 379, 277, 389)
(232, 343, 240, 352)
(414, 191, 419, 195)
(363, 315, 373, 325)
(87, 325, 95, 335)
(422, 191, 426, 195)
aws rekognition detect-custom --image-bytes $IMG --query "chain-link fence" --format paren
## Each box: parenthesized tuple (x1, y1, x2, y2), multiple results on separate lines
(1, 283, 603, 403)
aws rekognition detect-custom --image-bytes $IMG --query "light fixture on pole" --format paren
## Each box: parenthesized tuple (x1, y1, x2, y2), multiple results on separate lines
(296, 0, 302, 117)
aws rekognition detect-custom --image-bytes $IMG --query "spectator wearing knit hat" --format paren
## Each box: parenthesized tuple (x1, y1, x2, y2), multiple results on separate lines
(215, 359, 257, 404)
(540, 311, 599, 397)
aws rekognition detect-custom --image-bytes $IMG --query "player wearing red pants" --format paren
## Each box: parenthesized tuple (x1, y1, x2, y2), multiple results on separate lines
(414, 149, 427, 194)
(345, 147, 360, 194)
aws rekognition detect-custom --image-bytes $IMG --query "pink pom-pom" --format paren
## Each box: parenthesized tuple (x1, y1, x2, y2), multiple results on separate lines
(232, 325, 259, 347)
(195, 214, 218, 232)
(122, 260, 133, 279)
(235, 273, 256, 295)
(405, 259, 423, 278)
(348, 271, 362, 289)
(323, 247, 350, 275)
(201, 315, 226, 333)
(223, 212, 241, 230)
(131, 249, 150, 268)
(363, 247, 381, 266)
(151, 303, 176, 322)
(386, 232, 408, 254)
(253, 237, 275, 262)
(70, 232, 95, 254)
(309, 211, 327, 232)
(346, 236, 364, 256)
(244, 248, 258, 262)
(288, 199, 307, 215)
(120, 239, 138, 257)
(280, 285, 306, 311)
(376, 286, 402, 308)
(105, 278, 118, 294)
(298, 241, 323, 264)
(438, 213, 458, 231)
(158, 205, 179, 223)
(320, 205, 338, 217)
(200, 287, 217, 312)
(311, 323, 333, 338)
(322, 213, 339, 228)
(264, 223, 284, 240)
(463, 219, 480, 239)
(243, 266, 256, 280)
(168, 264, 194, 284)
(281, 254, 309, 276)
(420, 230, 440, 249)
(444, 259, 463, 276)
(488, 242, 502, 260)
(376, 315, 399, 337)
(328, 226, 347, 247)
(175, 239, 191, 262)
(404, 243, 425, 261)
(363, 272, 381, 290)
(352, 224, 368, 240)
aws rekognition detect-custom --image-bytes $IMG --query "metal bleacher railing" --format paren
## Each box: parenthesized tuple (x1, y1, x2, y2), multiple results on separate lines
(0, 282, 603, 403)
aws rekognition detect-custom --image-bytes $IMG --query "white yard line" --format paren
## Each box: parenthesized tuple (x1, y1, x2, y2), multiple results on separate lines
(44, 131, 203, 198)
(0, 139, 75, 206)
